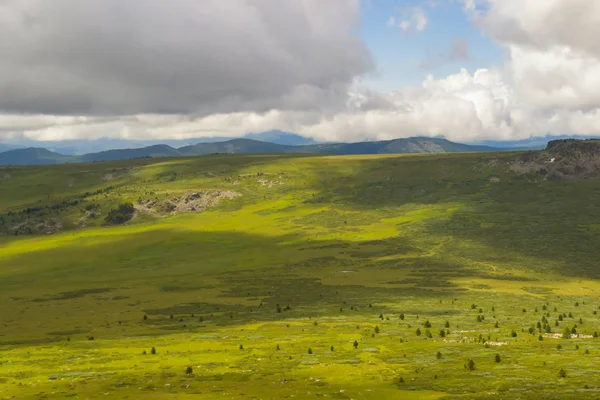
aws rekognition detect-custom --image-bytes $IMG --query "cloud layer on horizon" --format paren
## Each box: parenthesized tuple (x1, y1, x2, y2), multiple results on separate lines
(2, 0, 600, 143)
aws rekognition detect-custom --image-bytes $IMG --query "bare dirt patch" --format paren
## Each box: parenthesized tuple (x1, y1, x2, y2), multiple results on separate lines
(136, 190, 240, 215)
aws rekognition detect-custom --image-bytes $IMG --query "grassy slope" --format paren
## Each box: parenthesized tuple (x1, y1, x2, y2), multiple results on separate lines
(2, 153, 600, 399)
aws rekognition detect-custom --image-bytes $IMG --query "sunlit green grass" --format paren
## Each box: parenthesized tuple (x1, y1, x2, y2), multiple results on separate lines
(2, 152, 600, 399)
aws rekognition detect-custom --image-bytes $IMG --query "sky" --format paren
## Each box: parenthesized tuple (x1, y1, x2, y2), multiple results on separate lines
(1, 0, 600, 143)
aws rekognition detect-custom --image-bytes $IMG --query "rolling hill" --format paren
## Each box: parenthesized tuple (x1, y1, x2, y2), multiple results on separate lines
(2, 144, 600, 398)
(0, 137, 510, 165)
(0, 147, 70, 165)
(77, 144, 182, 162)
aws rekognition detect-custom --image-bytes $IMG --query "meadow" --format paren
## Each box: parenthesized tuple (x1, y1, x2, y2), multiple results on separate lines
(2, 152, 600, 399)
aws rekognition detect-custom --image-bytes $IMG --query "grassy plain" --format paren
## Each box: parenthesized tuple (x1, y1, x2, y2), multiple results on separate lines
(2, 152, 600, 399)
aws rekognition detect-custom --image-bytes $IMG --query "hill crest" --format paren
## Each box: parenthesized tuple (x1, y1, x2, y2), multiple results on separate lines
(0, 137, 511, 166)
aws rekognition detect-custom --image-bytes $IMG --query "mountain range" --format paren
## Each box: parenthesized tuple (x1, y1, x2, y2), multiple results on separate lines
(0, 131, 317, 155)
(0, 136, 514, 166)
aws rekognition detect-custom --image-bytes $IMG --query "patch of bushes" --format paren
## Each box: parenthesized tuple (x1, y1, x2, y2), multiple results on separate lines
(105, 203, 135, 225)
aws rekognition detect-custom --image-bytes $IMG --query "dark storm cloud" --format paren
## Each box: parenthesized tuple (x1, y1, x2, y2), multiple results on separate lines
(0, 0, 372, 116)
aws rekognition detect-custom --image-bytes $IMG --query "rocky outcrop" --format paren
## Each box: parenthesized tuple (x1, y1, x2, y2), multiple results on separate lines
(512, 139, 600, 179)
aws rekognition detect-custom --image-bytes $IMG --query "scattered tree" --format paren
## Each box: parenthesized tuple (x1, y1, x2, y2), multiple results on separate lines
(467, 359, 476, 371)
(308, 348, 313, 355)
(353, 340, 359, 349)
(186, 366, 193, 375)
(151, 347, 156, 355)
(495, 353, 501, 363)
(559, 368, 566, 378)
(416, 328, 422, 336)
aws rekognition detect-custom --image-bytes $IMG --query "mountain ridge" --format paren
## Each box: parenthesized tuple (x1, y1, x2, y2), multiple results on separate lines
(0, 137, 514, 166)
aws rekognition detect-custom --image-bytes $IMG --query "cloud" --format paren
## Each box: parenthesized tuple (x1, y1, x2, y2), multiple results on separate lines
(472, 0, 600, 114)
(395, 7, 428, 32)
(420, 37, 470, 70)
(5, 66, 600, 144)
(0, 69, 520, 143)
(0, 0, 371, 116)
(3, 0, 600, 145)
(478, 0, 600, 55)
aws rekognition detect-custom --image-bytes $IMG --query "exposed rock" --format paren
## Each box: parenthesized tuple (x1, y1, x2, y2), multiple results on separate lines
(135, 190, 240, 215)
(512, 139, 600, 180)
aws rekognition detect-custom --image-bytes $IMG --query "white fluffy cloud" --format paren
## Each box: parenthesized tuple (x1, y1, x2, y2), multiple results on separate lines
(3, 0, 600, 144)
(1, 69, 520, 143)
(390, 7, 429, 32)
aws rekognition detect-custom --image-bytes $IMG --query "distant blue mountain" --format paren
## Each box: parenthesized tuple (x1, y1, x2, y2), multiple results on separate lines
(0, 137, 514, 165)
(0, 131, 315, 155)
(0, 143, 21, 153)
(244, 130, 317, 146)
(4, 133, 600, 155)
(1, 137, 234, 155)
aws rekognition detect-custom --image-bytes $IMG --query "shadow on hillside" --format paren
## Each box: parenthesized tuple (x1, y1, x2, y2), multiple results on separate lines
(3, 209, 600, 346)
(1, 227, 483, 342)
(305, 153, 600, 279)
(305, 152, 503, 209)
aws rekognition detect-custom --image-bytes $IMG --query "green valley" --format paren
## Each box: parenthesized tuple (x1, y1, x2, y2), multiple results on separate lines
(2, 147, 600, 399)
